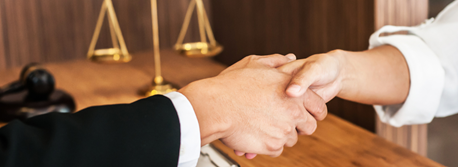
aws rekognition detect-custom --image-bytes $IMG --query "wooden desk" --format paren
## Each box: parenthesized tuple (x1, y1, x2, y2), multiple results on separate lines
(0, 50, 442, 167)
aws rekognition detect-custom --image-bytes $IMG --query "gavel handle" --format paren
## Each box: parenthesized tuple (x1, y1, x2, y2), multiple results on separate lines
(0, 81, 25, 98)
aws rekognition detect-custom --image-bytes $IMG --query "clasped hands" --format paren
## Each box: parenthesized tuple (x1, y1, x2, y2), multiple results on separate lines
(179, 50, 347, 159)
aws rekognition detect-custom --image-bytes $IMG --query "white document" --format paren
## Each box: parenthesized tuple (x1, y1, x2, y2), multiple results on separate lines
(196, 144, 240, 167)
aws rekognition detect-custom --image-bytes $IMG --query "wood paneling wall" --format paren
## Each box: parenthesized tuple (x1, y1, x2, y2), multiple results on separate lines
(212, 0, 375, 64)
(429, 0, 454, 17)
(374, 0, 429, 156)
(0, 0, 209, 70)
(211, 0, 377, 131)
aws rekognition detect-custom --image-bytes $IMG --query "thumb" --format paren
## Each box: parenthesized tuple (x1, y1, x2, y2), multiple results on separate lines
(281, 62, 317, 97)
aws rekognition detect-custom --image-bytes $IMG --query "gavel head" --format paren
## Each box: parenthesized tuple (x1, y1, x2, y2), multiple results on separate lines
(20, 63, 55, 100)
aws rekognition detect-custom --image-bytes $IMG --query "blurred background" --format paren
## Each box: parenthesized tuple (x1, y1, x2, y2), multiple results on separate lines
(0, 0, 455, 166)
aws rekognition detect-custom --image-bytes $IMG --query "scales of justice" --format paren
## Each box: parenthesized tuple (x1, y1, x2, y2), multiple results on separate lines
(86, 0, 223, 96)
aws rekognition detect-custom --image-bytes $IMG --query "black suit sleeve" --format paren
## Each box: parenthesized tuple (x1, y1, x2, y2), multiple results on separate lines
(0, 95, 181, 167)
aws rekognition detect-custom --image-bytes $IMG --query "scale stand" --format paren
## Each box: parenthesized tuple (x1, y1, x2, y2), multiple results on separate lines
(87, 0, 131, 63)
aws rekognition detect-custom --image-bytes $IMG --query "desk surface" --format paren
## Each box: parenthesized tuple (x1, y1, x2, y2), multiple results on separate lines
(0, 50, 442, 167)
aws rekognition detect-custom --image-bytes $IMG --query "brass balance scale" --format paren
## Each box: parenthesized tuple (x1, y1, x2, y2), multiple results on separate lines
(87, 0, 222, 96)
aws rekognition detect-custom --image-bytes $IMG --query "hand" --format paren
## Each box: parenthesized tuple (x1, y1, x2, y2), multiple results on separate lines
(278, 50, 346, 102)
(179, 54, 327, 157)
(279, 46, 409, 105)
(229, 54, 331, 159)
(220, 54, 327, 121)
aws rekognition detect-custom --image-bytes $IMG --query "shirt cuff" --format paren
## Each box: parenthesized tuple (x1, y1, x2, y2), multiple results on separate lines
(164, 92, 201, 167)
(369, 32, 445, 127)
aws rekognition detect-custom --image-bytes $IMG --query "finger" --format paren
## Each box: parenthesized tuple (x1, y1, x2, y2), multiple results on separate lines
(245, 153, 257, 159)
(285, 63, 318, 97)
(258, 53, 296, 68)
(235, 150, 257, 159)
(234, 150, 245, 156)
(277, 59, 306, 75)
(284, 129, 298, 147)
(303, 89, 328, 121)
(296, 109, 318, 135)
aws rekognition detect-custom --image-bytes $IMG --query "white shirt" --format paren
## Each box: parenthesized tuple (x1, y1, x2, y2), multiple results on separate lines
(369, 0, 458, 127)
(164, 92, 201, 167)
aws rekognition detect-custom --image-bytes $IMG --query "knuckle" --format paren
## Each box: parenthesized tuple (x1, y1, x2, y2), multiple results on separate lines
(266, 140, 284, 152)
(329, 49, 344, 55)
(292, 110, 308, 124)
(282, 125, 294, 135)
(248, 55, 259, 59)
(290, 109, 303, 119)
(243, 55, 265, 66)
(245, 55, 258, 61)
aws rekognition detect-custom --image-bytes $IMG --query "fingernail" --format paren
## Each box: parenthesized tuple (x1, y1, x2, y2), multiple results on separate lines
(288, 85, 301, 94)
(285, 53, 296, 60)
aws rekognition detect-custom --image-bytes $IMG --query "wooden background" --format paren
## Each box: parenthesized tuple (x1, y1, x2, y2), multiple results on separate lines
(0, 0, 209, 70)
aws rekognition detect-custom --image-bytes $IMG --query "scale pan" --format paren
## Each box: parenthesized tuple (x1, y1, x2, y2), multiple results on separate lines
(89, 48, 132, 63)
(175, 42, 223, 58)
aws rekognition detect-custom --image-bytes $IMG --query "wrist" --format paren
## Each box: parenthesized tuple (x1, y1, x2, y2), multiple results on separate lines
(178, 78, 232, 146)
(330, 49, 351, 97)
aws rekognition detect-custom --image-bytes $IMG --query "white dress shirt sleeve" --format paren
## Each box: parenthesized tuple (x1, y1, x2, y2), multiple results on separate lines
(164, 92, 201, 167)
(368, 1, 458, 127)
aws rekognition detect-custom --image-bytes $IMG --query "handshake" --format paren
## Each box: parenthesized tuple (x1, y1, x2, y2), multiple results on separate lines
(179, 50, 350, 159)
(0, 45, 409, 166)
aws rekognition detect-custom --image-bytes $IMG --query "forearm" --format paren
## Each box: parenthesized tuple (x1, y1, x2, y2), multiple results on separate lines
(338, 45, 410, 105)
